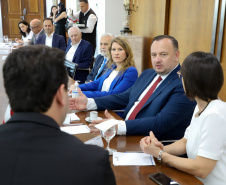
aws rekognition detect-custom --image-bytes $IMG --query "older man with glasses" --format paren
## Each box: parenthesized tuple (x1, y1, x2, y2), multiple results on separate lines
(30, 19, 45, 45)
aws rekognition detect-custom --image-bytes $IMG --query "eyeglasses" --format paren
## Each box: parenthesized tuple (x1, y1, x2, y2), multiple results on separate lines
(30, 26, 38, 29)
(177, 71, 182, 79)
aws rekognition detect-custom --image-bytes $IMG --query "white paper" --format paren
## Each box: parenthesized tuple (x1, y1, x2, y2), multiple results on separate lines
(63, 114, 71, 124)
(0, 50, 10, 54)
(113, 152, 156, 166)
(69, 113, 80, 121)
(2, 56, 7, 61)
(60, 125, 90, 135)
(95, 119, 123, 132)
(85, 135, 104, 147)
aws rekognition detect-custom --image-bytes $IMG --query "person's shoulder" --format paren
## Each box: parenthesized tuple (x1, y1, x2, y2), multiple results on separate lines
(81, 39, 92, 46)
(54, 33, 64, 39)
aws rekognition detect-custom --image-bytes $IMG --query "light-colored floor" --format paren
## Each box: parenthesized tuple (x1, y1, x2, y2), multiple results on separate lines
(0, 55, 9, 122)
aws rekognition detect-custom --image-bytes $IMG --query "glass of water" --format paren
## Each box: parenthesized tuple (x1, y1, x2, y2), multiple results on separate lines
(3, 35, 8, 43)
(101, 125, 117, 155)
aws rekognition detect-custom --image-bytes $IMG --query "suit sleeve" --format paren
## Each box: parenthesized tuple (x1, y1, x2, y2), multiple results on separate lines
(86, 56, 102, 82)
(94, 87, 132, 111)
(59, 36, 67, 51)
(82, 67, 138, 98)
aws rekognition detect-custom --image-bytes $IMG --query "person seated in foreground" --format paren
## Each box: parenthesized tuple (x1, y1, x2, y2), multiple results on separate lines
(140, 51, 226, 185)
(85, 33, 114, 83)
(0, 45, 116, 185)
(70, 36, 138, 98)
(66, 27, 93, 84)
(68, 35, 196, 140)
(35, 18, 66, 51)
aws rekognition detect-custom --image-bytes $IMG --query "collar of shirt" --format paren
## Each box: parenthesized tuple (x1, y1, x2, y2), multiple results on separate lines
(46, 32, 54, 38)
(70, 39, 82, 47)
(83, 8, 90, 16)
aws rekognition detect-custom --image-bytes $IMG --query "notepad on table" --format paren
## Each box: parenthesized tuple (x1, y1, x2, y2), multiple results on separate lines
(113, 152, 156, 166)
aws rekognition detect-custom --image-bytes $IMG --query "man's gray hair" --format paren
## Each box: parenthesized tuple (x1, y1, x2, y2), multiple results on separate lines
(101, 33, 115, 38)
(68, 26, 81, 36)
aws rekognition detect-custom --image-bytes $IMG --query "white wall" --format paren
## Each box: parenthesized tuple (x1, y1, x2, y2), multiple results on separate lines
(105, 0, 124, 36)
(46, 0, 54, 18)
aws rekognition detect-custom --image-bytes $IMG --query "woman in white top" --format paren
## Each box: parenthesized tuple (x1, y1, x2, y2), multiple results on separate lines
(70, 37, 138, 98)
(15, 20, 33, 44)
(140, 51, 226, 185)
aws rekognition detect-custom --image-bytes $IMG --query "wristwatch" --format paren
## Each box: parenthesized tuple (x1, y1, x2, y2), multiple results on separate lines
(157, 150, 164, 163)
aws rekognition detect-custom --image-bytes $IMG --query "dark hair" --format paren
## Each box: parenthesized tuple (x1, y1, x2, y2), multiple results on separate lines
(151, 35, 179, 51)
(50, 5, 57, 17)
(18, 20, 31, 37)
(3, 45, 68, 113)
(79, 0, 89, 3)
(43, 17, 53, 25)
(57, 3, 66, 13)
(181, 51, 224, 101)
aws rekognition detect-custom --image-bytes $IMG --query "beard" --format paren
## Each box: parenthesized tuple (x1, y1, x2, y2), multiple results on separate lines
(100, 49, 107, 56)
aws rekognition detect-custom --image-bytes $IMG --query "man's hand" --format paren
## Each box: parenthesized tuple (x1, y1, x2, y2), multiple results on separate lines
(68, 88, 87, 110)
(89, 110, 116, 134)
(140, 131, 164, 158)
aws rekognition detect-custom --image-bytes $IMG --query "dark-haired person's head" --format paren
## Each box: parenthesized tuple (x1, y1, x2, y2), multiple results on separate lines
(50, 5, 57, 17)
(3, 45, 68, 124)
(181, 51, 224, 102)
(18, 20, 31, 37)
(151, 35, 180, 75)
(79, 0, 89, 13)
(57, 3, 66, 13)
(43, 18, 54, 36)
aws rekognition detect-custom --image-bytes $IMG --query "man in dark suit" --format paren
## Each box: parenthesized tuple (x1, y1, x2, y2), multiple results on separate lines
(86, 33, 114, 83)
(35, 18, 66, 51)
(30, 19, 45, 45)
(69, 35, 196, 141)
(0, 45, 116, 185)
(66, 26, 93, 84)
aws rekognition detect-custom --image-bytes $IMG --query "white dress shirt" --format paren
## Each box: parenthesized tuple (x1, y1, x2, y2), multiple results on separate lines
(45, 32, 54, 47)
(68, 8, 97, 33)
(66, 39, 82, 62)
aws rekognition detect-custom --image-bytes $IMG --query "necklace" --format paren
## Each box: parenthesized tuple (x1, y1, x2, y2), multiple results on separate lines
(198, 100, 211, 116)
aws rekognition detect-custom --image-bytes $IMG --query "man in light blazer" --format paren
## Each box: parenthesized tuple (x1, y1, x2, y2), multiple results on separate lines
(35, 18, 66, 51)
(69, 35, 196, 141)
(30, 19, 45, 45)
(66, 27, 93, 84)
(0, 45, 116, 185)
(85, 33, 114, 83)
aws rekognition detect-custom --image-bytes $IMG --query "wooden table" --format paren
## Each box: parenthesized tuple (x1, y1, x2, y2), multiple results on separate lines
(69, 110, 203, 185)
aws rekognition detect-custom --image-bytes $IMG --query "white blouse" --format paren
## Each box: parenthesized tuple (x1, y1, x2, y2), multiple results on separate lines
(101, 70, 118, 92)
(22, 31, 33, 42)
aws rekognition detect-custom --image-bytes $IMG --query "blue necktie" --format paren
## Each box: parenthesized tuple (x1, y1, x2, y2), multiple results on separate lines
(94, 58, 107, 80)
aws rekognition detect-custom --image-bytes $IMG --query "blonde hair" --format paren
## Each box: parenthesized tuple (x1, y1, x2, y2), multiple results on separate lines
(107, 37, 135, 74)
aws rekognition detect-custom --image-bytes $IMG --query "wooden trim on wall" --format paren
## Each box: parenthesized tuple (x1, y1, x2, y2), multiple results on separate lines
(164, 0, 170, 35)
(217, 0, 226, 60)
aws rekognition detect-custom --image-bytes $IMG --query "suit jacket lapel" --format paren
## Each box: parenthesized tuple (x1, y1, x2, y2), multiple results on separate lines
(140, 65, 180, 112)
(131, 72, 157, 104)
(72, 40, 82, 62)
(52, 34, 56, 47)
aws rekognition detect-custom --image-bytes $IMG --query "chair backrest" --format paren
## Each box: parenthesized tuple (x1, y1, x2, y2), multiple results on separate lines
(64, 60, 78, 79)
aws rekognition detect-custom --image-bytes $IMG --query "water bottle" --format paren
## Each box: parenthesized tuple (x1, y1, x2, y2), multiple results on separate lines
(72, 81, 80, 98)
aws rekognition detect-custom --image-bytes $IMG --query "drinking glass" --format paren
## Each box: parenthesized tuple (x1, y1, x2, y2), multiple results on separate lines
(3, 35, 8, 43)
(8, 39, 12, 46)
(101, 125, 117, 155)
